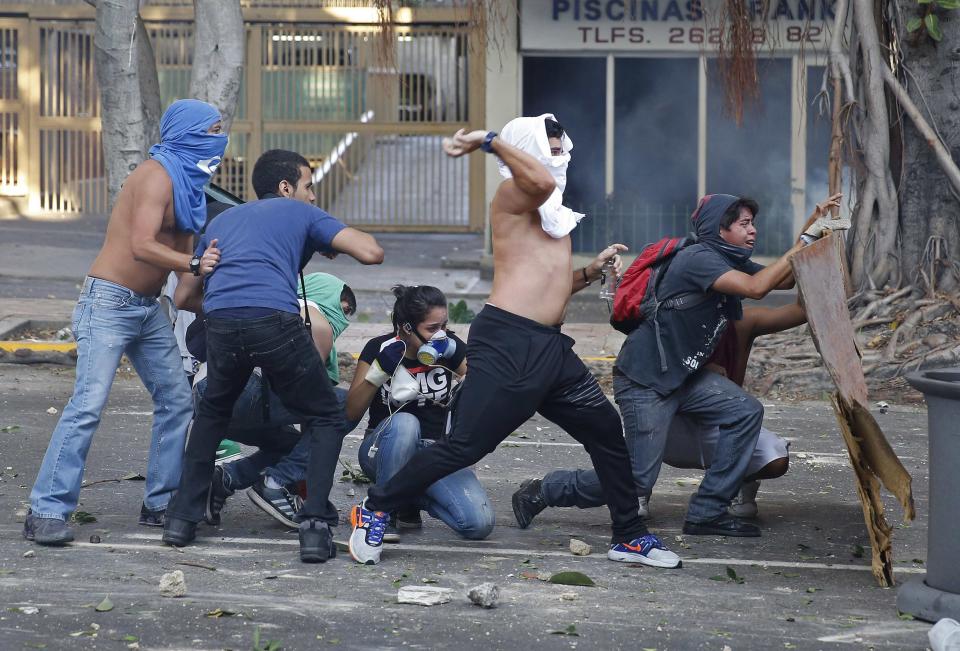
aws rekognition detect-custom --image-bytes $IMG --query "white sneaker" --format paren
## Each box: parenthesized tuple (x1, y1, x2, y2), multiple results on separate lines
(608, 534, 682, 569)
(348, 500, 389, 565)
(728, 480, 761, 519)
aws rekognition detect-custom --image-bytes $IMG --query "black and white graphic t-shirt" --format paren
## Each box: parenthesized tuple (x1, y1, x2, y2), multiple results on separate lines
(359, 332, 467, 440)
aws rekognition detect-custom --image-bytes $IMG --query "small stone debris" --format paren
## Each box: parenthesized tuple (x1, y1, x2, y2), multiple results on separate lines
(569, 538, 592, 556)
(16, 606, 39, 615)
(877, 401, 889, 414)
(46, 407, 59, 415)
(89, 535, 101, 544)
(560, 592, 578, 601)
(467, 583, 500, 609)
(22, 550, 35, 558)
(346, 487, 356, 497)
(397, 585, 453, 606)
(159, 570, 187, 598)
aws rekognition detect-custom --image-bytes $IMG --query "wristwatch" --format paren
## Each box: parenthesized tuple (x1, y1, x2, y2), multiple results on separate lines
(189, 255, 202, 276)
(480, 131, 497, 153)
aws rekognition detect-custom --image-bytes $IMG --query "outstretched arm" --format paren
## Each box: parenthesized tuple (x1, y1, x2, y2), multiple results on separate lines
(443, 128, 555, 215)
(329, 227, 384, 265)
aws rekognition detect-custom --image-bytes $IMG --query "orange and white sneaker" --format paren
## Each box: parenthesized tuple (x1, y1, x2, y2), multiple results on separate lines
(608, 534, 682, 569)
(348, 499, 389, 565)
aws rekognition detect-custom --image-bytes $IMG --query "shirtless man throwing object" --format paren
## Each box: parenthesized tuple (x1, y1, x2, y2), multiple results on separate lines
(347, 114, 680, 569)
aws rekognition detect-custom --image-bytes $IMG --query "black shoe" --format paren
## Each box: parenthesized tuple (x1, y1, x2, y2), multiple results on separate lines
(396, 507, 422, 530)
(205, 466, 234, 526)
(247, 478, 301, 529)
(683, 513, 761, 537)
(23, 510, 74, 545)
(512, 478, 546, 529)
(382, 514, 401, 544)
(139, 503, 165, 527)
(299, 518, 336, 563)
(162, 517, 197, 547)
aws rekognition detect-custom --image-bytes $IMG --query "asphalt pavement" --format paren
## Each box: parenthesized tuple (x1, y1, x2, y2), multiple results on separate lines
(0, 211, 937, 650)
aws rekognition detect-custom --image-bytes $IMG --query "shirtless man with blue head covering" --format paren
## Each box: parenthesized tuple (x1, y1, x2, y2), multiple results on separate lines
(24, 99, 227, 546)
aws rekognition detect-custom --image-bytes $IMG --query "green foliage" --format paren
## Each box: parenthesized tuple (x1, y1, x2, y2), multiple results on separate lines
(252, 626, 283, 651)
(448, 299, 475, 323)
(912, 0, 956, 42)
(925, 13, 944, 40)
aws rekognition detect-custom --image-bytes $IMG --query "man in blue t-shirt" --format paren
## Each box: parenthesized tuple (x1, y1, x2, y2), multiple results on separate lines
(512, 193, 840, 539)
(162, 149, 383, 563)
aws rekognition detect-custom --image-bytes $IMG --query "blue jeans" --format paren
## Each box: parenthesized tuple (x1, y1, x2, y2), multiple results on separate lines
(193, 374, 354, 489)
(30, 277, 193, 519)
(358, 413, 494, 540)
(542, 370, 763, 523)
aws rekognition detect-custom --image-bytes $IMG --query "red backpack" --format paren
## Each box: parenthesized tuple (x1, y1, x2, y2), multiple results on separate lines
(610, 235, 699, 336)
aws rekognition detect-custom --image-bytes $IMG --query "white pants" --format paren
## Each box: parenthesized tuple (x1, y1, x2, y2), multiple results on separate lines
(664, 415, 789, 477)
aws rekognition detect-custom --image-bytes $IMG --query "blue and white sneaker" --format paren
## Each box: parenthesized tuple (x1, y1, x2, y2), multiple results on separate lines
(608, 533, 682, 568)
(348, 499, 389, 565)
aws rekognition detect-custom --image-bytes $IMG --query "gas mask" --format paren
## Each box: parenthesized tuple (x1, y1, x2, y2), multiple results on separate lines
(417, 330, 457, 366)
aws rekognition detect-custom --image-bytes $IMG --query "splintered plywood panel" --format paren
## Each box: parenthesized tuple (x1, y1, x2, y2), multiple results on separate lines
(791, 233, 915, 587)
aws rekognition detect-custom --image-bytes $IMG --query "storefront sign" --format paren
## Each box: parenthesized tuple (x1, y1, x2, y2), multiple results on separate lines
(520, 0, 835, 52)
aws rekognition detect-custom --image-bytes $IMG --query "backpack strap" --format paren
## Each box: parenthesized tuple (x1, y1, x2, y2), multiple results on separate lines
(660, 291, 713, 311)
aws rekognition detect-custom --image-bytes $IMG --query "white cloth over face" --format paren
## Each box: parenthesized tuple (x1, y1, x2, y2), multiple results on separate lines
(496, 113, 585, 239)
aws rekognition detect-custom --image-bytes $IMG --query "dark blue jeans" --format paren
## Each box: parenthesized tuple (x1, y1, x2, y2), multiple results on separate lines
(167, 312, 343, 524)
(194, 376, 354, 491)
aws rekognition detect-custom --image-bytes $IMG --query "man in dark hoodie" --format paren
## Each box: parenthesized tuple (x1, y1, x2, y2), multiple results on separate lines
(512, 193, 841, 538)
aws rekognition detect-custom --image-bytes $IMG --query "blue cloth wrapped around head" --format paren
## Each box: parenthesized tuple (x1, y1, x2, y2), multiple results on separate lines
(148, 99, 227, 233)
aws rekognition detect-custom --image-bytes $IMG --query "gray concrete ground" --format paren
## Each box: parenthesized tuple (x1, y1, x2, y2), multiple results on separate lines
(0, 212, 936, 649)
(0, 365, 931, 650)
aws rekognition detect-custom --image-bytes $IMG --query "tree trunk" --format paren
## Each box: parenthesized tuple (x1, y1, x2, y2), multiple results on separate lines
(189, 0, 244, 132)
(893, 3, 960, 294)
(94, 0, 161, 207)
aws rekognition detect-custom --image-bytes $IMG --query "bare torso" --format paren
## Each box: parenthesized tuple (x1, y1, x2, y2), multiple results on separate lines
(87, 160, 192, 296)
(487, 182, 574, 325)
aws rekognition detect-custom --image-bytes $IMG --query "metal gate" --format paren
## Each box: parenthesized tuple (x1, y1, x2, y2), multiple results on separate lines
(0, 4, 485, 231)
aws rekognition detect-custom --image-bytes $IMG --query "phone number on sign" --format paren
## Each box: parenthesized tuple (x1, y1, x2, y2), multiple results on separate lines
(574, 25, 828, 46)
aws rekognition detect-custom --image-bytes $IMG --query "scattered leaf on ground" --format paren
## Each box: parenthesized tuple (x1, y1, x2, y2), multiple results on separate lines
(549, 571, 595, 587)
(806, 587, 819, 594)
(852, 544, 864, 558)
(94, 596, 113, 612)
(121, 473, 145, 481)
(550, 624, 579, 637)
(205, 607, 238, 618)
(898, 612, 915, 621)
(0, 425, 21, 432)
(71, 511, 96, 524)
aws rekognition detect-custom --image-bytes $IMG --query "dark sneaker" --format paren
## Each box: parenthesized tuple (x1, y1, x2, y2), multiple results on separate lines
(512, 478, 546, 529)
(683, 513, 761, 537)
(247, 478, 301, 529)
(205, 465, 234, 526)
(382, 514, 401, 544)
(139, 503, 165, 527)
(299, 518, 336, 563)
(396, 507, 422, 530)
(23, 510, 74, 546)
(608, 533, 682, 568)
(162, 517, 197, 547)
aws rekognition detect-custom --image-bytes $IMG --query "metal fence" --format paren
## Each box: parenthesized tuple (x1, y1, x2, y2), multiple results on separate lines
(0, 4, 485, 231)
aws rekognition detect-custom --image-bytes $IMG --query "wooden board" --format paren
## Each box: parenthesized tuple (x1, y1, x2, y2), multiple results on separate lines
(791, 233, 915, 587)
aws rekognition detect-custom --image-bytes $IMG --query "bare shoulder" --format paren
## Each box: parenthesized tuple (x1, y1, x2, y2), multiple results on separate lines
(132, 160, 173, 192)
